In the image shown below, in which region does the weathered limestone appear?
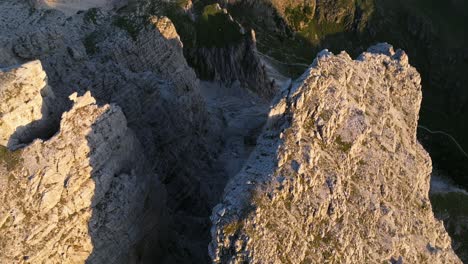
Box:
[0,60,55,149]
[210,44,461,263]
[0,86,165,263]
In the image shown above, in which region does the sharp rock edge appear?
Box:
[209,44,461,264]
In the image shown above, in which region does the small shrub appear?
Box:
[0,145,22,171]
[224,220,243,236]
[84,8,99,24]
[83,33,99,55]
[335,135,353,152]
[285,4,314,31]
[113,16,142,41]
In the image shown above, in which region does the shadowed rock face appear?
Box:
[0,84,165,263]
[143,1,274,97]
[210,44,461,263]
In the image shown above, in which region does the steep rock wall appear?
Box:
[0,60,56,149]
[0,65,166,263]
[210,44,461,263]
[0,2,218,262]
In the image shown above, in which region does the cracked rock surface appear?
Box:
[0,88,165,263]
[210,44,461,264]
[0,0,462,263]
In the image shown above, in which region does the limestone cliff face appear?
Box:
[0,62,165,263]
[210,44,461,263]
[188,28,274,98]
[145,2,274,97]
[0,1,464,263]
[106,15,201,95]
[0,2,216,262]
[0,61,56,149]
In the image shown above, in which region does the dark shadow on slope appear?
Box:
[212,92,294,263]
[75,65,224,263]
[83,109,168,263]
[158,1,275,98]
[7,88,63,150]
[430,185,468,263]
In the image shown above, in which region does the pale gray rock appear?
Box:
[0,60,56,149]
[104,15,201,95]
[0,2,215,262]
[210,45,461,263]
[190,28,274,98]
[0,88,165,263]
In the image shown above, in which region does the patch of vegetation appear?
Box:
[0,145,22,171]
[202,4,221,17]
[355,0,375,31]
[319,110,333,122]
[196,4,244,48]
[285,4,314,31]
[303,118,315,131]
[299,19,346,45]
[223,220,243,236]
[84,8,99,24]
[175,0,190,8]
[113,16,142,41]
[83,32,99,55]
[335,135,353,152]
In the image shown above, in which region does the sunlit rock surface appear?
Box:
[0,79,165,262]
[0,61,56,149]
[210,44,461,263]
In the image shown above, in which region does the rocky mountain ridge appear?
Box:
[0,61,165,263]
[210,44,461,263]
[0,1,464,263]
[220,0,468,191]
[0,1,219,262]
[0,60,56,149]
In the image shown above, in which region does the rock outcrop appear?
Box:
[188,28,274,98]
[0,60,57,149]
[0,2,221,262]
[210,44,461,263]
[149,2,274,97]
[0,65,166,263]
